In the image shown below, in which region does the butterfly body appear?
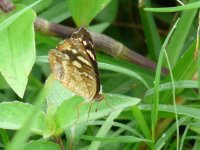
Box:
[48,27,103,101]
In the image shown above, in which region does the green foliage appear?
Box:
[0,2,40,97]
[0,102,45,133]
[67,0,111,27]
[0,0,199,149]
[22,140,60,150]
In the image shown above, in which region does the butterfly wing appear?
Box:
[71,27,101,99]
[48,38,99,99]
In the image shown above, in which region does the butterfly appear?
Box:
[48,27,105,112]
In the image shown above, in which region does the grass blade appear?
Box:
[144,1,200,12]
[88,109,122,150]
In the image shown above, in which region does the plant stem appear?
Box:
[56,136,65,150]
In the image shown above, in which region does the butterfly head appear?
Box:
[93,94,104,102]
[71,27,91,41]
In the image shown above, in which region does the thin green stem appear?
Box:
[164,49,179,150]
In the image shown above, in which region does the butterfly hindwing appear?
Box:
[48,28,101,99]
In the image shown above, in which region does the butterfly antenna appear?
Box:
[87,101,93,122]
[75,101,85,125]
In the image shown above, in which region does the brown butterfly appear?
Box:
[48,27,109,121]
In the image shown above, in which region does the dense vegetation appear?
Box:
[0,0,199,149]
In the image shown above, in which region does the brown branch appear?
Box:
[35,17,168,74]
[0,0,169,74]
[0,0,14,12]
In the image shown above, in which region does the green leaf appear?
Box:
[139,1,162,60]
[87,120,142,137]
[160,40,197,103]
[145,80,198,97]
[88,110,122,150]
[152,19,180,139]
[0,101,45,135]
[155,117,188,149]
[131,106,151,141]
[99,62,149,88]
[88,22,110,33]
[54,94,140,135]
[163,1,197,67]
[7,82,50,150]
[97,54,155,87]
[22,140,60,150]
[141,104,200,120]
[95,0,119,23]
[0,5,36,97]
[67,0,111,27]
[144,1,200,12]
[65,123,87,149]
[22,0,52,13]
[39,1,71,23]
[46,79,74,112]
[0,1,41,31]
[81,135,151,143]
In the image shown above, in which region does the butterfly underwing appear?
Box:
[48,27,103,101]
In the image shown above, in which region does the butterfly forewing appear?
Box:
[48,27,101,99]
[71,28,100,98]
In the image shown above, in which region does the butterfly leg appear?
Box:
[75,101,85,125]
[87,101,94,122]
[104,95,113,109]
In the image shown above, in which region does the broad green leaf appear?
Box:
[0,101,45,135]
[22,140,60,150]
[88,22,110,33]
[54,94,140,135]
[46,78,74,111]
[0,5,36,97]
[95,0,119,23]
[7,82,51,150]
[45,75,74,137]
[0,1,41,31]
[0,74,10,90]
[67,0,111,27]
